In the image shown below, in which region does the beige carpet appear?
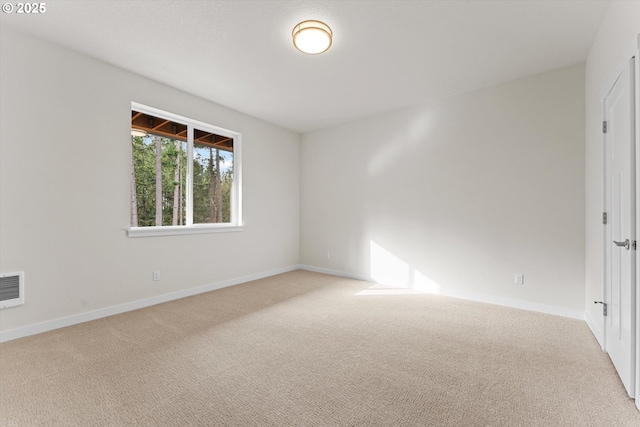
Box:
[1,270,639,426]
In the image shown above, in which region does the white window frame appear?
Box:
[127,102,243,238]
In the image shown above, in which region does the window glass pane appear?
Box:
[193,128,234,224]
[131,111,187,227]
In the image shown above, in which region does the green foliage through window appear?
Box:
[130,107,236,228]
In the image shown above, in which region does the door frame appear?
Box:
[600,34,640,407]
[636,36,640,410]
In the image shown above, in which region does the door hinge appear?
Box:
[594,301,607,316]
[633,240,637,250]
[603,212,607,224]
[602,121,608,133]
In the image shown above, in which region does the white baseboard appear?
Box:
[0,265,300,343]
[299,264,584,320]
[1,264,586,342]
[436,287,584,320]
[584,310,605,350]
[298,265,374,283]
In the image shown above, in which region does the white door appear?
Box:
[604,59,636,398]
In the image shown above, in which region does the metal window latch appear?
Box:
[594,301,607,316]
[613,239,630,250]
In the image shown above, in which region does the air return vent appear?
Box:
[0,272,24,309]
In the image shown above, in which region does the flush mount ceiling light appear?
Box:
[292,20,332,54]
[131,128,148,137]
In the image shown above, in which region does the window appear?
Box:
[128,103,242,237]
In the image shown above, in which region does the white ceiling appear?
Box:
[1,0,610,133]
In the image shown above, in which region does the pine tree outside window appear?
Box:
[128,103,242,237]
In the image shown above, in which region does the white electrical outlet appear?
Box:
[326,251,330,259]
[515,273,524,285]
[153,270,160,281]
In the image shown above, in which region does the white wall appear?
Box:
[0,28,300,334]
[584,2,640,341]
[301,64,585,315]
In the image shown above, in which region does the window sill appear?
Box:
[127,224,244,238]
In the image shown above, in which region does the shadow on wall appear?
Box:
[367,110,434,177]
